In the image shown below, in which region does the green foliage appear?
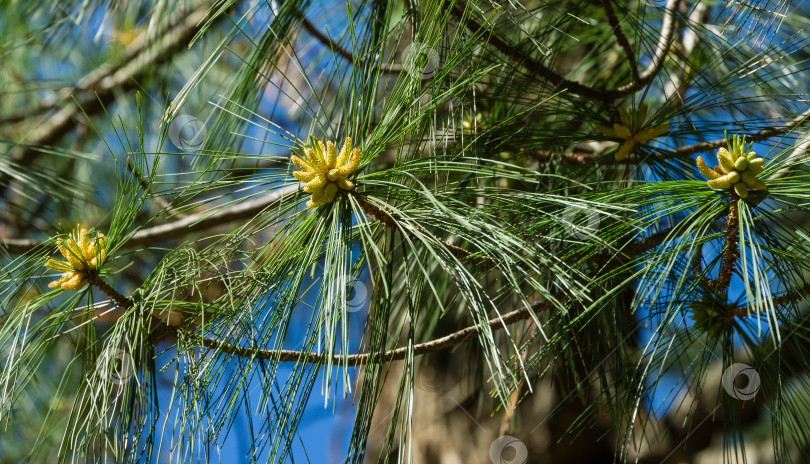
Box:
[1,0,810,463]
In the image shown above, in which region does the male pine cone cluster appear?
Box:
[595,104,670,161]
[292,137,361,208]
[696,134,766,199]
[45,228,106,290]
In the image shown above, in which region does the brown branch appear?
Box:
[623,226,679,258]
[702,194,740,294]
[450,0,680,100]
[522,147,601,165]
[126,161,184,217]
[0,15,182,128]
[226,156,291,180]
[85,274,133,310]
[0,6,211,201]
[718,284,810,321]
[30,256,810,368]
[450,4,605,100]
[183,279,810,363]
[601,0,640,86]
[80,258,555,366]
[1,184,301,254]
[179,281,810,364]
[674,107,810,157]
[665,2,709,105]
[299,17,403,74]
[585,225,682,267]
[772,132,810,180]
[499,319,534,436]
[534,105,810,166]
[405,0,420,40]
[198,299,552,365]
[3,176,508,258]
[533,103,810,165]
[593,202,735,266]
[578,107,810,164]
[614,0,681,94]
[591,198,734,272]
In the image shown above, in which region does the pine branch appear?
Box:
[601,0,640,86]
[451,0,681,100]
[195,299,552,365]
[613,0,681,94]
[498,319,534,436]
[77,263,555,366]
[0,6,206,127]
[524,147,603,165]
[125,160,183,217]
[700,194,740,294]
[85,274,133,310]
[299,16,403,74]
[773,136,810,179]
[536,105,810,165]
[166,280,809,364]
[1,184,300,253]
[450,3,605,100]
[0,5,211,201]
[674,107,810,156]
[665,3,709,105]
[405,0,420,40]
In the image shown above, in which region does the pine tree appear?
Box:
[1,0,809,462]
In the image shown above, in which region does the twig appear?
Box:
[690,239,704,280]
[702,194,740,293]
[450,4,605,100]
[19,263,810,366]
[405,0,420,41]
[79,259,554,366]
[299,17,403,74]
[665,3,709,105]
[450,0,681,100]
[719,283,810,321]
[197,299,552,365]
[1,184,301,254]
[673,112,810,157]
[206,279,810,362]
[85,274,133,310]
[592,204,735,266]
[498,319,534,436]
[601,0,640,86]
[0,6,211,202]
[522,147,602,165]
[0,11,188,128]
[537,105,810,165]
[623,226,679,258]
[614,0,681,94]
[772,134,810,179]
[125,160,184,217]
